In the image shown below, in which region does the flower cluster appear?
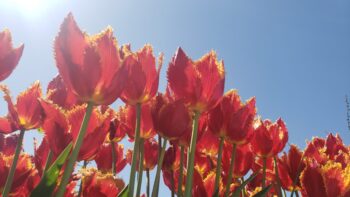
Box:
[0,13,349,197]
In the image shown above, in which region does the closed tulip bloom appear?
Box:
[151,96,191,140]
[143,138,159,170]
[94,142,127,174]
[167,47,225,113]
[54,13,127,105]
[208,89,256,144]
[0,29,24,81]
[0,82,43,133]
[278,144,306,191]
[121,45,163,105]
[251,118,289,158]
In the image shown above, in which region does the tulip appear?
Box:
[250,118,288,189]
[54,13,127,106]
[94,142,127,174]
[80,168,125,197]
[121,44,163,105]
[0,29,24,82]
[46,75,80,109]
[167,47,225,113]
[0,82,42,197]
[0,133,18,156]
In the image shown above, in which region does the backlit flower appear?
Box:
[207,89,256,144]
[0,82,43,133]
[167,47,225,113]
[0,29,24,81]
[94,142,127,174]
[121,44,163,105]
[250,118,288,158]
[54,13,127,105]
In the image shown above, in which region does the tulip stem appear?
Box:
[2,129,25,197]
[43,150,53,174]
[146,169,150,197]
[224,143,237,197]
[177,145,185,197]
[262,157,267,188]
[136,138,145,197]
[184,111,201,197]
[151,138,168,197]
[274,157,283,197]
[214,136,224,196]
[56,102,94,197]
[128,103,142,197]
[111,141,116,175]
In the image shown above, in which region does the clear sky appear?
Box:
[0,0,349,196]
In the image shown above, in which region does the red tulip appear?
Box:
[222,143,254,179]
[121,102,156,140]
[81,168,125,197]
[0,153,40,195]
[108,112,126,142]
[33,137,51,176]
[151,94,191,140]
[278,144,306,191]
[94,142,126,174]
[46,75,80,109]
[304,133,349,167]
[0,82,43,133]
[40,100,111,160]
[208,90,256,144]
[121,44,163,105]
[167,47,225,113]
[300,161,350,197]
[0,29,24,81]
[143,138,159,170]
[54,13,127,105]
[250,118,288,158]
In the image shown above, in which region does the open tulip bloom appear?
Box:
[0,12,349,197]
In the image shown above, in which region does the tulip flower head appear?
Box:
[0,29,24,82]
[54,13,127,105]
[167,47,225,113]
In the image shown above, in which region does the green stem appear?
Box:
[274,157,282,197]
[214,137,225,196]
[77,161,88,197]
[2,129,25,197]
[177,145,185,197]
[151,138,168,197]
[262,157,267,188]
[146,169,150,197]
[43,150,53,174]
[136,139,145,197]
[184,111,201,197]
[111,141,116,175]
[56,102,94,197]
[128,103,142,197]
[224,143,237,197]
[240,177,245,197]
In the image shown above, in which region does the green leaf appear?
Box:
[118,185,129,197]
[30,143,73,197]
[252,184,272,197]
[231,172,259,197]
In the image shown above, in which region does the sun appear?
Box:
[1,0,64,19]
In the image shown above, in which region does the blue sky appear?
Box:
[0,0,349,195]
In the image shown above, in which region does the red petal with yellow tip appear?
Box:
[167,48,225,113]
[16,81,43,130]
[121,45,161,105]
[0,29,24,82]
